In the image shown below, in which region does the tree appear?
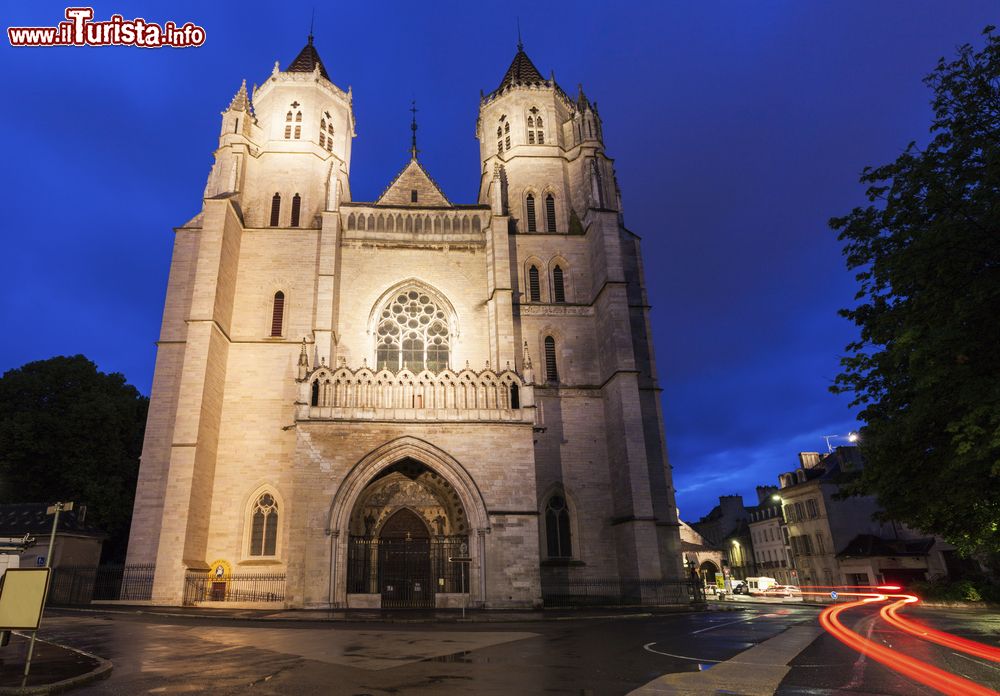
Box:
[0,355,148,561]
[830,27,1000,556]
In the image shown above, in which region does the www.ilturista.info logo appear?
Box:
[8,7,205,48]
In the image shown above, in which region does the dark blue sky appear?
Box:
[2,2,995,520]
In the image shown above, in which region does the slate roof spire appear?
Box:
[496,45,546,92]
[288,34,330,80]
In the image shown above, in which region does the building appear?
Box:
[677,515,723,587]
[0,503,105,569]
[690,494,749,546]
[125,37,684,608]
[747,501,795,586]
[777,447,952,587]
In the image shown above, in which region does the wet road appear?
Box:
[777,603,1000,695]
[29,604,999,695]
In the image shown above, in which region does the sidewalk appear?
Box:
[0,632,111,695]
[52,602,717,624]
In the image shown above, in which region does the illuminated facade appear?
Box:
[127,37,682,608]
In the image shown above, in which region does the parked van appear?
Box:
[745,576,779,595]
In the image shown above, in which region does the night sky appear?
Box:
[2,2,996,521]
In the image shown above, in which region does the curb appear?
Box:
[51,603,709,625]
[0,634,112,696]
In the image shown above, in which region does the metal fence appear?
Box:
[542,578,704,607]
[183,571,286,604]
[49,564,156,605]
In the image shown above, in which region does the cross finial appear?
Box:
[410,99,419,160]
[309,8,315,42]
[516,17,523,51]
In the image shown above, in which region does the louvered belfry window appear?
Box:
[545,194,557,232]
[544,336,558,382]
[270,193,281,226]
[526,194,537,232]
[290,193,301,227]
[553,265,565,303]
[271,291,285,337]
[528,266,540,302]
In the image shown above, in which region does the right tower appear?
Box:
[478,44,684,586]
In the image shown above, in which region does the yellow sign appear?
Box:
[209,559,232,580]
[0,568,50,630]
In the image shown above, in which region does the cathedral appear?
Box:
[126,35,684,608]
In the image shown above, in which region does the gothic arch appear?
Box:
[240,482,287,561]
[547,255,571,303]
[326,436,491,606]
[537,482,581,561]
[522,255,546,303]
[366,278,460,339]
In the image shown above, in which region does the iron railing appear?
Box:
[183,571,286,604]
[542,578,704,607]
[48,564,155,605]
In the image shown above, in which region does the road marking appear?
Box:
[690,616,756,634]
[953,652,1000,672]
[630,626,824,695]
[643,642,721,663]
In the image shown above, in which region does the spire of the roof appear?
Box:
[576,83,591,112]
[495,46,546,92]
[287,34,330,80]
[227,79,252,112]
[410,100,419,160]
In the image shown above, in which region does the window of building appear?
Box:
[545,194,557,232]
[545,494,572,558]
[552,265,565,303]
[815,534,825,554]
[290,193,301,227]
[249,492,278,556]
[376,289,450,372]
[324,113,334,152]
[525,194,537,232]
[784,504,795,522]
[544,336,558,382]
[527,107,544,144]
[806,498,818,518]
[504,120,510,150]
[311,380,319,407]
[285,111,292,139]
[411,189,418,203]
[270,193,281,226]
[320,118,326,148]
[528,265,540,302]
[270,291,285,337]
[794,502,805,521]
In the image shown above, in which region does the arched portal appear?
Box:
[338,450,478,608]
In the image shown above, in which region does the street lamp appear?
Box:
[822,433,860,452]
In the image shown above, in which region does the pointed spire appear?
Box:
[297,338,310,380]
[409,100,419,160]
[227,79,251,112]
[516,17,523,51]
[495,46,546,93]
[523,341,533,370]
[288,35,329,80]
[577,83,591,112]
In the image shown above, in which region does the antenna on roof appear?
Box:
[517,17,523,51]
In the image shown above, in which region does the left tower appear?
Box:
[126,37,355,604]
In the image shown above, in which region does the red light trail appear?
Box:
[812,589,999,695]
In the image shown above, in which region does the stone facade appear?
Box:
[126,38,683,608]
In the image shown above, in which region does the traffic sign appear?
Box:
[830,591,838,599]
[448,557,473,563]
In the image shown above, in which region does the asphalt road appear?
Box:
[24,604,999,695]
